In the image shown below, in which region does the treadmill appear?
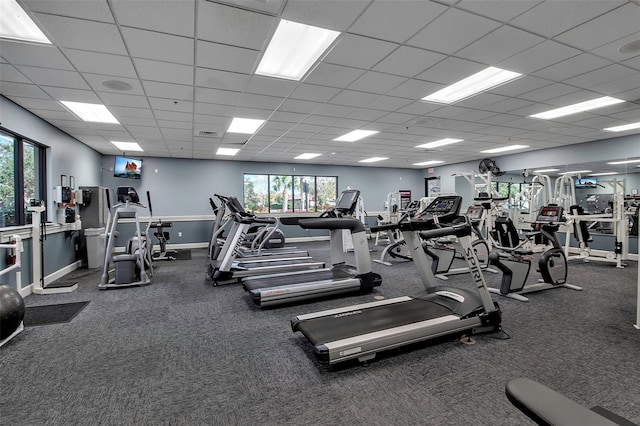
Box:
[290,195,502,365]
[210,200,325,285]
[242,189,381,307]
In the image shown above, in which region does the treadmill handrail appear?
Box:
[297,217,365,232]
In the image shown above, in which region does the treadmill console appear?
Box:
[465,205,484,221]
[409,196,463,229]
[535,205,563,223]
[335,189,361,215]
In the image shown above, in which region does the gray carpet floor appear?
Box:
[1,241,639,425]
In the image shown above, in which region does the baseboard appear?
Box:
[19,260,82,297]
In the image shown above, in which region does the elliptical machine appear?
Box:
[487,204,582,302]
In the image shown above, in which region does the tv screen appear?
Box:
[114,156,142,180]
[575,177,596,188]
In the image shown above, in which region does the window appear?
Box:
[0,129,47,226]
[244,174,337,214]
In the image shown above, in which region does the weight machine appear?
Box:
[563,178,629,268]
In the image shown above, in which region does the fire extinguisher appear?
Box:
[6,237,17,265]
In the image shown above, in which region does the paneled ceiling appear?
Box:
[1,0,639,169]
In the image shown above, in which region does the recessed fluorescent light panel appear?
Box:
[532,168,560,173]
[295,153,322,160]
[216,147,240,156]
[603,122,640,132]
[0,0,51,44]
[60,101,119,124]
[111,141,143,152]
[606,159,640,165]
[256,19,340,81]
[480,145,528,153]
[421,67,521,104]
[589,172,618,176]
[529,96,624,120]
[558,170,592,175]
[415,138,463,149]
[334,130,379,142]
[227,118,265,134]
[413,160,444,166]
[358,157,388,163]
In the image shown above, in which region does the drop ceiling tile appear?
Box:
[122,27,194,65]
[408,8,500,55]
[488,76,550,98]
[269,111,307,123]
[142,81,193,101]
[109,106,154,119]
[556,3,640,50]
[14,66,88,90]
[282,0,367,31]
[415,56,486,85]
[153,110,192,122]
[197,1,275,50]
[157,120,192,130]
[278,99,319,114]
[0,64,31,83]
[533,53,613,82]
[34,13,127,55]
[23,0,115,22]
[347,71,407,94]
[62,49,137,79]
[350,0,447,44]
[498,40,581,74]
[364,95,413,112]
[592,73,640,97]
[195,102,236,116]
[195,68,248,91]
[0,41,74,70]
[347,108,388,122]
[41,86,101,103]
[378,112,420,125]
[111,0,195,37]
[397,101,443,116]
[196,41,259,73]
[313,104,357,118]
[518,83,581,103]
[135,59,194,85]
[386,79,441,100]
[456,26,545,65]
[621,56,640,71]
[329,90,381,108]
[304,63,364,88]
[322,34,398,69]
[3,97,64,111]
[98,92,150,108]
[27,108,77,121]
[510,1,624,38]
[83,73,144,95]
[302,115,339,126]
[119,117,157,127]
[564,64,637,89]
[455,1,540,22]
[237,93,282,110]
[196,87,241,105]
[289,83,340,103]
[244,75,297,97]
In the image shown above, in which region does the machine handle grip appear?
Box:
[418,223,471,239]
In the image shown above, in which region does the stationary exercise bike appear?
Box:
[488,204,582,302]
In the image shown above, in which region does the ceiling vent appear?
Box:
[196,130,221,138]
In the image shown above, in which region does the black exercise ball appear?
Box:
[0,284,25,340]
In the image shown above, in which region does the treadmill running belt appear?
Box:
[297,299,453,345]
[236,258,319,269]
[244,269,352,290]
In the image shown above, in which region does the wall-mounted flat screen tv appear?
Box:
[114,156,142,179]
[575,177,596,188]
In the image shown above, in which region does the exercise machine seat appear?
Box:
[505,378,637,426]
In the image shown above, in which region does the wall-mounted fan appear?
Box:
[478,158,505,176]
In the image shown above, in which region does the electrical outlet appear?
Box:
[178,232,182,237]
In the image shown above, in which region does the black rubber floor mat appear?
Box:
[24,302,90,327]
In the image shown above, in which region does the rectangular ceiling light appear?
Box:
[111,141,143,152]
[480,145,528,153]
[606,159,640,165]
[415,138,463,149]
[358,157,388,163]
[558,170,592,175]
[413,160,444,166]
[216,147,240,156]
[0,0,51,44]
[589,172,618,176]
[421,66,521,104]
[334,130,379,142]
[532,168,560,173]
[295,153,322,160]
[227,118,265,134]
[603,122,640,132]
[60,101,120,124]
[256,19,340,81]
[529,96,624,120]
